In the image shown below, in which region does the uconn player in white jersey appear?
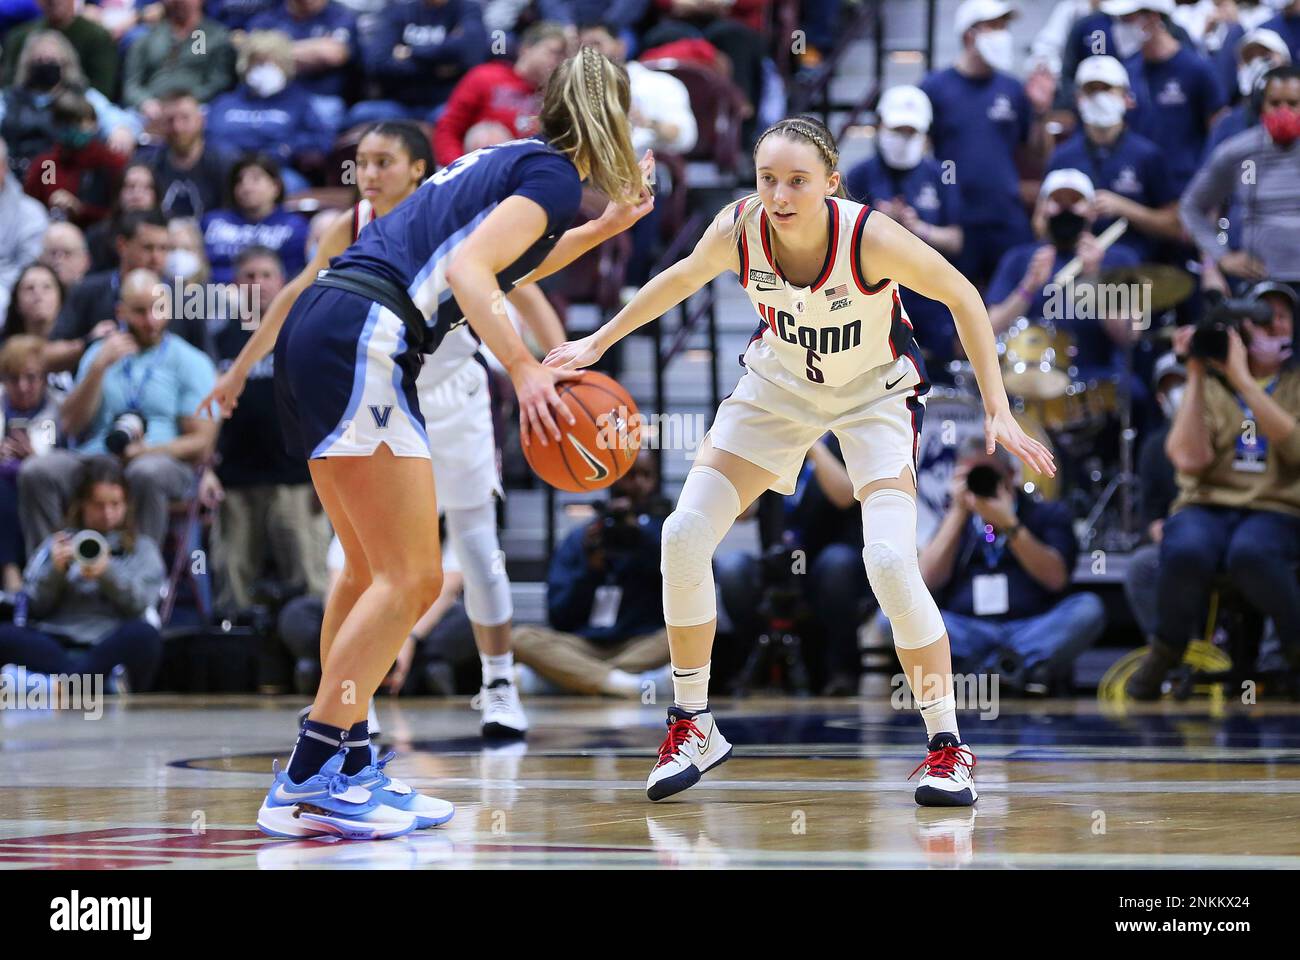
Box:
[549,116,1054,807]
[199,49,653,840]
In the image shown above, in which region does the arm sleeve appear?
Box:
[546,528,601,632]
[1178,142,1237,261]
[97,537,165,617]
[510,152,582,234]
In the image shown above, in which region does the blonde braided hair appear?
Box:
[726,115,847,241]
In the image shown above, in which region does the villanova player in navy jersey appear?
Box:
[200,48,651,840]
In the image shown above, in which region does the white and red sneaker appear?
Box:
[910,732,978,807]
[646,708,732,801]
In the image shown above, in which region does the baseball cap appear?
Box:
[1075,54,1130,88]
[1247,281,1299,310]
[1239,28,1292,64]
[954,0,1016,37]
[1040,168,1095,201]
[878,85,933,132]
[1100,0,1174,15]
[1152,351,1186,390]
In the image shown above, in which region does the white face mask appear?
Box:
[247,63,287,98]
[1238,58,1274,98]
[877,128,926,170]
[165,248,200,280]
[974,29,1015,73]
[1078,90,1127,127]
[1159,384,1185,420]
[1111,20,1149,60]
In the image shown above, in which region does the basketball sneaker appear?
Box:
[910,732,978,807]
[646,708,732,801]
[257,751,418,840]
[350,751,455,828]
[478,678,528,739]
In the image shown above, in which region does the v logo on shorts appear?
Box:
[369,404,393,429]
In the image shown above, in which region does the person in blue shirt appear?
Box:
[1061,7,1115,105]
[206,0,277,31]
[1261,0,1300,60]
[1207,26,1292,152]
[922,0,1054,290]
[846,84,964,379]
[204,31,335,195]
[1105,0,1228,195]
[200,48,653,840]
[201,154,310,284]
[1048,54,1181,261]
[247,0,357,132]
[349,0,489,127]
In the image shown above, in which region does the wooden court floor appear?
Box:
[2,695,1298,869]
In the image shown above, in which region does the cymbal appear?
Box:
[1096,263,1195,314]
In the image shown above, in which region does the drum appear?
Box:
[999,321,1075,400]
[1029,377,1119,434]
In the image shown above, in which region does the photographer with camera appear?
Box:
[879,437,1105,695]
[511,449,674,697]
[0,456,164,691]
[1127,281,1300,698]
[18,268,218,551]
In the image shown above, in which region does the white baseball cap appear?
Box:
[878,85,933,132]
[1239,28,1292,64]
[954,0,1016,37]
[1100,0,1174,16]
[1075,54,1130,88]
[1040,168,1095,201]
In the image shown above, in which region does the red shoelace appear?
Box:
[908,744,976,781]
[656,717,704,768]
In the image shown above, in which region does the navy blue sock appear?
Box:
[287,719,347,784]
[341,721,371,776]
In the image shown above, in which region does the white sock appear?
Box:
[672,662,710,713]
[481,652,514,685]
[918,692,958,741]
[600,668,642,698]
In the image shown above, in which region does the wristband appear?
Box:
[1005,522,1024,542]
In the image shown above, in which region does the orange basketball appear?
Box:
[523,371,642,493]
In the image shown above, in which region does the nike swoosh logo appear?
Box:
[756,284,783,292]
[567,434,610,482]
[273,783,322,803]
[885,374,907,390]
[698,727,713,752]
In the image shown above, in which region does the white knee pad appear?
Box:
[861,489,945,650]
[445,502,513,626]
[661,466,740,627]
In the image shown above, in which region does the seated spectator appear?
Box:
[541,0,649,38]
[39,221,90,289]
[201,154,310,284]
[122,0,237,126]
[2,263,86,378]
[0,137,48,317]
[0,30,138,179]
[140,89,233,222]
[165,217,212,286]
[433,21,567,167]
[1123,350,1185,643]
[1108,0,1227,196]
[511,449,674,697]
[1048,54,1182,260]
[846,85,963,376]
[208,0,278,31]
[1207,26,1291,152]
[0,335,67,589]
[53,208,210,357]
[350,0,489,127]
[879,438,1105,695]
[211,246,324,611]
[84,162,159,272]
[0,456,165,692]
[923,0,1054,289]
[205,31,334,195]
[79,0,162,43]
[1,0,119,96]
[1181,66,1300,291]
[986,169,1142,377]
[20,268,218,548]
[247,0,358,132]
[1128,281,1300,698]
[1261,0,1300,60]
[22,90,127,228]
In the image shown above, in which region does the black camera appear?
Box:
[1189,291,1274,363]
[966,464,1002,499]
[593,501,644,552]
[105,411,145,456]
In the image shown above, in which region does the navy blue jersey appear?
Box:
[329,137,582,352]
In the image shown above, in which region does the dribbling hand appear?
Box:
[195,366,249,420]
[985,408,1056,479]
[512,360,580,448]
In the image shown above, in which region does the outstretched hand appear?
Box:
[985,408,1055,479]
[544,334,605,371]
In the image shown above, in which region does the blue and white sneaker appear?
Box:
[646,708,732,801]
[257,752,418,840]
[351,751,455,828]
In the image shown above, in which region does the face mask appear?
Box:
[1262,105,1300,146]
[1247,330,1294,367]
[246,63,287,98]
[57,127,95,150]
[1078,91,1127,127]
[1238,58,1273,98]
[974,29,1015,73]
[27,61,62,92]
[165,248,200,279]
[1159,384,1185,420]
[1262,0,1293,9]
[1111,20,1149,60]
[877,129,925,170]
[1047,210,1088,251]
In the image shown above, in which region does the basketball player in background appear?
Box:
[199,49,653,840]
[548,116,1054,807]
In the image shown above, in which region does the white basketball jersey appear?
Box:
[351,199,478,378]
[735,197,915,388]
